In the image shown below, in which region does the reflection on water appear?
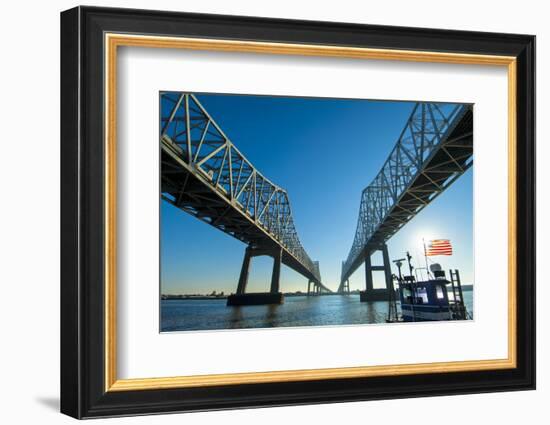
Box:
[161,291,474,332]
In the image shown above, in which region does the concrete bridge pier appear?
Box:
[342,279,350,294]
[339,261,351,294]
[227,246,284,306]
[360,243,393,302]
[307,280,322,296]
[307,261,323,296]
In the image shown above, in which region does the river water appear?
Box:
[160,290,473,332]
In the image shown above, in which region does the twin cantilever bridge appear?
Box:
[161,92,473,305]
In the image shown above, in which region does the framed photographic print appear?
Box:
[60,6,535,419]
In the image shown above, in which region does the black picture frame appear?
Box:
[61,5,535,419]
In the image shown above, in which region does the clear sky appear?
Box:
[160,93,473,295]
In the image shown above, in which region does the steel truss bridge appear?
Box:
[339,102,473,294]
[160,92,330,299]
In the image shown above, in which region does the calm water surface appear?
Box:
[161,290,473,332]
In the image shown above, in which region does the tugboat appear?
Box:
[387,252,470,322]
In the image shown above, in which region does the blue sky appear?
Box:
[161,93,473,294]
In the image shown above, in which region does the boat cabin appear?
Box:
[386,257,469,322]
[399,277,453,322]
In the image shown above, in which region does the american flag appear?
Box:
[425,239,453,256]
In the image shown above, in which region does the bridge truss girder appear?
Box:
[339,103,473,291]
[160,92,327,290]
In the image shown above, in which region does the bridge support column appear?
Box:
[236,247,253,295]
[227,246,284,306]
[307,280,312,296]
[270,247,282,293]
[365,252,374,293]
[360,243,393,302]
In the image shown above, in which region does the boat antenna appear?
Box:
[406,251,414,276]
[393,258,406,281]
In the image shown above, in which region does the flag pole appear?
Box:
[423,238,431,278]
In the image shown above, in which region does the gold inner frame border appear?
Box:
[104,33,517,392]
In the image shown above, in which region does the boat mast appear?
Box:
[406,251,417,322]
[422,238,432,279]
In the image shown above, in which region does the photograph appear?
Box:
[159,92,474,332]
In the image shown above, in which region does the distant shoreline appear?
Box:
[162,285,473,301]
[162,295,227,300]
